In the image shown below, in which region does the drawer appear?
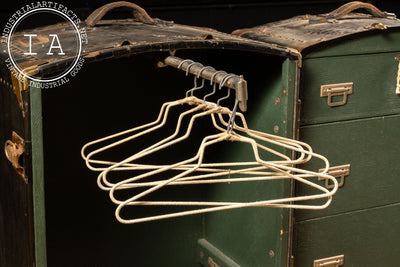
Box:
[296,114,400,221]
[293,202,400,267]
[300,52,400,125]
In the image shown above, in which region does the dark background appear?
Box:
[1,0,400,33]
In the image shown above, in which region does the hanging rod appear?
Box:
[163,56,248,112]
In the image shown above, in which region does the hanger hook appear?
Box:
[178,59,194,71]
[187,66,215,97]
[197,66,215,79]
[184,62,203,97]
[227,99,239,133]
[217,74,236,106]
[210,70,227,85]
[203,70,227,102]
[185,62,202,76]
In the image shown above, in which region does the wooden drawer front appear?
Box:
[293,203,400,267]
[296,114,400,221]
[300,52,400,125]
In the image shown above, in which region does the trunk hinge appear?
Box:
[10,66,39,117]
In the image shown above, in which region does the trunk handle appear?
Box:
[85,1,154,27]
[312,1,395,22]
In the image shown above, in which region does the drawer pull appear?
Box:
[318,164,350,189]
[320,82,353,107]
[395,56,400,94]
[314,255,344,267]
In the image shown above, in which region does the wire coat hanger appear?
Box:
[81,56,339,225]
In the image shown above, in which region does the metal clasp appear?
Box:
[4,131,27,183]
[318,164,350,189]
[207,257,220,267]
[314,255,344,267]
[320,82,353,107]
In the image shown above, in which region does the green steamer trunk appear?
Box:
[234,1,400,266]
[0,2,298,266]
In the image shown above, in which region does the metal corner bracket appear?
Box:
[10,65,39,116]
[287,47,302,68]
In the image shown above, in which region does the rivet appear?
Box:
[282,89,287,96]
[273,125,279,133]
[275,97,280,105]
[269,250,275,258]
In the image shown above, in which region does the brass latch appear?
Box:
[395,56,400,95]
[4,131,27,183]
[320,82,353,107]
[318,164,350,189]
[314,255,344,267]
[207,257,220,267]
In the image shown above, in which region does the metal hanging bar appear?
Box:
[163,56,248,112]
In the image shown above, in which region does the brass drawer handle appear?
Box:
[314,255,344,267]
[395,56,400,94]
[318,164,350,189]
[4,131,27,183]
[320,82,353,107]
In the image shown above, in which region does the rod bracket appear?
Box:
[163,56,248,112]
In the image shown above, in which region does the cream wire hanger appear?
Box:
[108,130,337,224]
[102,88,337,223]
[98,101,336,221]
[84,73,301,191]
[81,70,308,175]
[103,96,329,192]
[122,112,315,189]
[87,74,315,192]
[81,63,338,224]
[98,108,311,191]
[97,100,312,191]
[81,64,216,171]
[81,99,204,172]
[95,104,256,190]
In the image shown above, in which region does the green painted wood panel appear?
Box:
[305,31,400,58]
[300,52,400,125]
[293,202,400,267]
[30,84,47,267]
[202,58,296,267]
[296,114,400,221]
